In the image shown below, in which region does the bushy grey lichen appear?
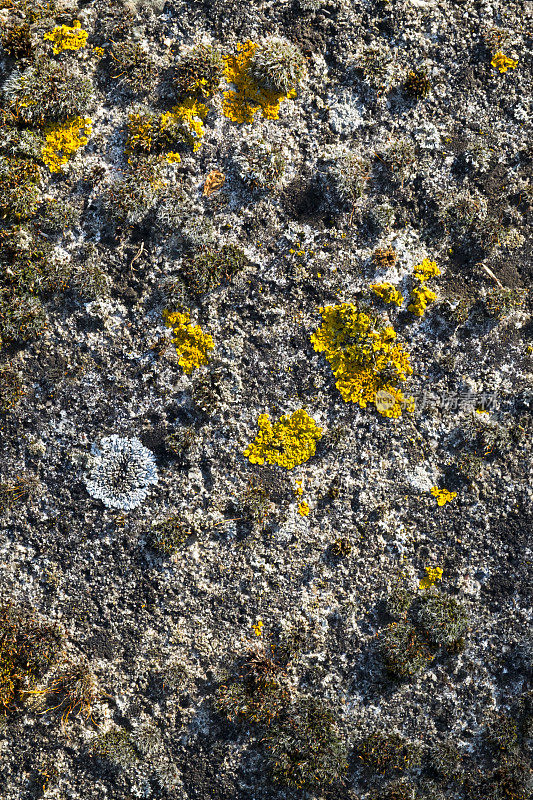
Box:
[85,436,158,511]
[234,133,287,193]
[248,36,307,93]
[3,60,95,124]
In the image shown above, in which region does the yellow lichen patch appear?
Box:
[491,52,518,73]
[244,410,323,470]
[43,21,88,55]
[297,501,310,517]
[430,486,457,506]
[413,259,440,281]
[370,282,404,307]
[419,566,443,590]
[310,303,414,418]
[165,152,181,164]
[222,41,297,124]
[252,619,263,636]
[408,259,440,317]
[160,98,208,153]
[41,117,92,172]
[162,310,214,374]
[408,284,437,317]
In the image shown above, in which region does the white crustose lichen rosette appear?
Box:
[85,435,158,511]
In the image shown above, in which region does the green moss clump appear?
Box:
[92,728,140,767]
[181,244,248,296]
[429,741,463,782]
[237,478,271,527]
[263,698,348,789]
[0,473,40,513]
[330,537,352,557]
[368,780,417,800]
[103,156,167,226]
[0,156,41,220]
[356,731,422,775]
[4,59,95,124]
[150,516,195,555]
[172,43,224,99]
[109,41,159,96]
[1,22,33,60]
[403,68,431,98]
[0,363,24,412]
[378,622,434,679]
[415,593,469,647]
[485,713,520,754]
[0,225,73,349]
[0,603,62,712]
[484,287,526,319]
[216,645,289,725]
[35,198,80,236]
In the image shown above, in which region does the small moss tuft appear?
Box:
[378,621,434,679]
[263,698,348,789]
[403,68,431,98]
[415,592,469,647]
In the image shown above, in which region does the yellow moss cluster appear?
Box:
[419,566,443,589]
[222,41,297,124]
[491,52,518,73]
[160,98,208,152]
[43,21,88,54]
[41,117,92,172]
[244,409,323,470]
[408,259,441,317]
[310,303,414,418]
[162,310,214,374]
[370,282,404,307]
[430,486,457,506]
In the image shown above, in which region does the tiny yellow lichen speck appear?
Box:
[244,410,323,470]
[162,310,214,374]
[43,21,88,55]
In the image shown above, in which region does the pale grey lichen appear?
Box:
[248,36,307,94]
[85,436,158,511]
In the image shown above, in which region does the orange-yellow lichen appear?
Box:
[162,310,214,374]
[43,21,88,55]
[310,303,414,418]
[244,410,323,470]
[370,282,404,307]
[222,41,297,124]
[41,117,92,172]
[491,52,518,73]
